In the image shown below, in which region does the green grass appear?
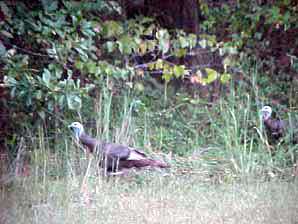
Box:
[2,68,298,223]
[2,169,298,224]
[1,110,297,224]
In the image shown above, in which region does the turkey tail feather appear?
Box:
[120,159,170,169]
[148,159,170,168]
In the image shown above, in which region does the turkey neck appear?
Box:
[79,133,101,153]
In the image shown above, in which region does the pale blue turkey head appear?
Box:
[68,122,84,140]
[261,106,272,121]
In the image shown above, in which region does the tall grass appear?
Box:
[2,126,298,224]
[1,68,298,223]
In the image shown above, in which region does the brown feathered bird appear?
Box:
[261,106,298,144]
[261,106,285,142]
[68,122,169,173]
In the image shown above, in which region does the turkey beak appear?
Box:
[68,125,79,140]
[68,124,74,132]
[261,111,269,120]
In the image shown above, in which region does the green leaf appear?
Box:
[102,20,123,38]
[42,69,51,87]
[80,20,95,37]
[148,62,155,70]
[205,35,216,47]
[35,90,42,100]
[134,82,144,92]
[156,29,170,54]
[188,34,197,48]
[162,72,172,82]
[58,95,65,108]
[117,35,135,55]
[223,56,238,72]
[46,47,57,59]
[74,47,88,61]
[106,41,115,53]
[155,59,163,70]
[0,41,6,57]
[199,35,216,48]
[4,76,17,86]
[270,6,280,21]
[67,94,82,110]
[49,64,63,79]
[162,64,172,82]
[190,99,200,105]
[41,0,58,11]
[220,73,231,84]
[174,48,187,58]
[199,39,207,48]
[86,61,97,74]
[179,36,189,48]
[117,69,130,79]
[75,60,84,70]
[173,65,185,78]
[48,100,54,112]
[104,66,113,76]
[203,68,218,84]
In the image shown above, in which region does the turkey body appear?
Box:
[261,106,297,144]
[69,122,169,172]
[263,117,285,142]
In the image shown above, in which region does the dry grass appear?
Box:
[1,158,298,224]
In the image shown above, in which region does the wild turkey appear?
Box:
[260,106,297,144]
[68,122,169,173]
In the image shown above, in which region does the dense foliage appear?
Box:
[0,0,297,156]
[0,1,228,118]
[200,0,298,103]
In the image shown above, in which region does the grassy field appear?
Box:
[1,163,298,224]
[1,73,298,223]
[1,136,298,224]
[1,119,298,224]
